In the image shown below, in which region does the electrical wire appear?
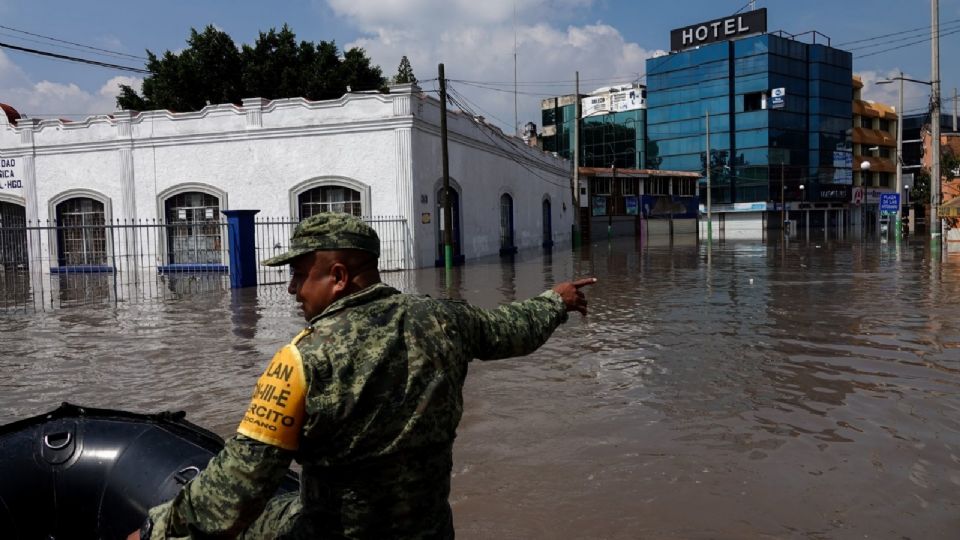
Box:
[0,29,146,62]
[0,41,149,73]
[443,82,572,190]
[836,17,960,47]
[0,24,147,61]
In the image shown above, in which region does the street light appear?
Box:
[904,183,911,233]
[876,73,933,241]
[799,183,806,238]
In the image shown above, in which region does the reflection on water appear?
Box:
[2,238,959,538]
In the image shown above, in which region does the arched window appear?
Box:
[164,191,222,264]
[56,197,106,266]
[0,201,27,270]
[499,193,515,254]
[298,186,362,219]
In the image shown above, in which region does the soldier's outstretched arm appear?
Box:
[458,277,597,360]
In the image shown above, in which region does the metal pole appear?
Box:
[896,73,904,241]
[439,64,453,270]
[780,160,785,242]
[513,4,518,137]
[706,110,712,246]
[573,71,581,248]
[931,0,942,242]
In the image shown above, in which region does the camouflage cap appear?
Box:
[261,213,380,266]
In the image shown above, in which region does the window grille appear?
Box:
[164,192,222,264]
[56,197,106,266]
[298,186,363,218]
[591,177,612,195]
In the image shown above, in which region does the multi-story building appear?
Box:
[541,84,647,169]
[541,85,699,241]
[645,8,854,239]
[852,76,898,234]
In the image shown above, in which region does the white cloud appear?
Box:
[0,49,32,89]
[0,50,143,118]
[329,0,663,134]
[858,69,932,116]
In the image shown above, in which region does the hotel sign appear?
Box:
[670,8,767,52]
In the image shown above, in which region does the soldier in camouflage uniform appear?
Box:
[131,212,595,540]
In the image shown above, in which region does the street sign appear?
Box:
[851,187,864,205]
[879,193,900,213]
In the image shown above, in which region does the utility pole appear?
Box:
[513,3,519,136]
[780,160,785,242]
[706,110,712,247]
[896,73,905,241]
[953,87,957,132]
[573,71,581,248]
[439,63,453,270]
[931,0,942,243]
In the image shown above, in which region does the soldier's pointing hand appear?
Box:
[552,277,597,316]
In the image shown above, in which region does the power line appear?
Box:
[0,41,149,74]
[0,30,147,63]
[836,17,960,47]
[855,26,960,59]
[0,24,147,61]
[445,82,570,190]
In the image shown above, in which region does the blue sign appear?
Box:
[879,193,900,212]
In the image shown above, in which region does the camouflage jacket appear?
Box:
[148,283,568,539]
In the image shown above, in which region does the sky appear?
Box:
[0,0,958,135]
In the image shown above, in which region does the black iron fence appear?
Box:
[0,219,231,312]
[255,216,409,285]
[0,215,409,311]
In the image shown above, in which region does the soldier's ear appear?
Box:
[329,262,350,292]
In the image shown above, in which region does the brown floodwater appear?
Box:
[2,237,959,539]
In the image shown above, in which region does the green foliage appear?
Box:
[393,56,417,85]
[942,146,960,179]
[117,24,386,111]
[910,171,930,205]
[911,147,960,205]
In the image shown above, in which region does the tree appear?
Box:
[393,56,417,85]
[117,25,386,111]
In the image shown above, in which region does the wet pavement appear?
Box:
[2,236,959,538]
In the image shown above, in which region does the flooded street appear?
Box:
[2,237,959,538]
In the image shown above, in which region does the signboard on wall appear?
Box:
[670,8,767,52]
[582,88,646,117]
[0,157,23,192]
[610,89,645,112]
[770,87,785,109]
[832,151,853,184]
[592,196,607,216]
[582,95,608,117]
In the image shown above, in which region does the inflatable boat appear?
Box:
[0,402,298,539]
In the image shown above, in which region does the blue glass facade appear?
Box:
[646,34,852,204]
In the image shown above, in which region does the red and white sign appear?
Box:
[851,187,864,206]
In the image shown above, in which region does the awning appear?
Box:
[941,197,960,218]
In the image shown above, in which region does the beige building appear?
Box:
[852,76,898,233]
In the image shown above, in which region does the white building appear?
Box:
[0,84,572,270]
